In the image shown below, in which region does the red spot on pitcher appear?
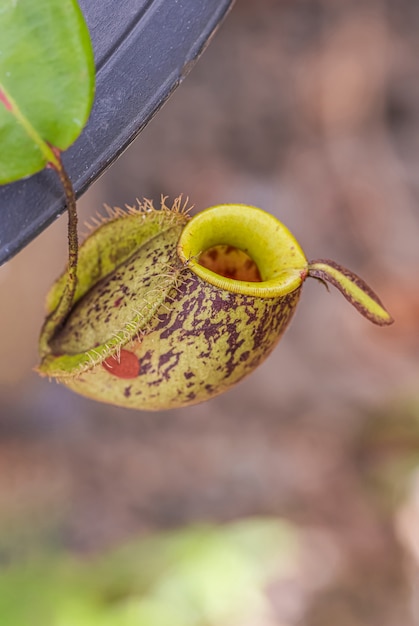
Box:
[102,349,140,379]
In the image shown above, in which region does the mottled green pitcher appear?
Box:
[38,198,392,410]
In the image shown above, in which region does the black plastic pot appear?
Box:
[0,0,234,265]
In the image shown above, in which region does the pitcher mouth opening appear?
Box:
[198,244,262,282]
[177,204,308,298]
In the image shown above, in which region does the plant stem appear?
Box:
[39,153,78,356]
[55,155,78,298]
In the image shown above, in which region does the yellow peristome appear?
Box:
[177,204,308,298]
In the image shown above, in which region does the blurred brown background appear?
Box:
[0,0,419,623]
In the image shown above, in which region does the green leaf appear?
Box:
[0,0,95,183]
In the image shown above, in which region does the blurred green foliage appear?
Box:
[0,518,299,626]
